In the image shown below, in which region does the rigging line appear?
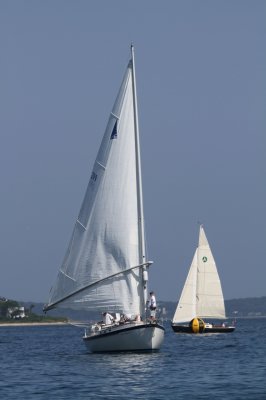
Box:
[43,261,153,312]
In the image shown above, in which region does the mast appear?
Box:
[130,45,148,312]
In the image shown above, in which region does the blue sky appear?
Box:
[0,1,265,302]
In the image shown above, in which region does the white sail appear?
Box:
[172,250,197,323]
[196,226,226,319]
[172,225,226,323]
[45,57,147,316]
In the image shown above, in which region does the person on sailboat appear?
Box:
[102,312,114,325]
[148,291,157,320]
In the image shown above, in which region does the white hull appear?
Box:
[83,322,165,352]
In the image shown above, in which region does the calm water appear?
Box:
[0,318,265,399]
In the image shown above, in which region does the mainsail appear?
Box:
[45,51,148,316]
[172,225,226,323]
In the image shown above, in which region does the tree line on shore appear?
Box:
[0,298,66,323]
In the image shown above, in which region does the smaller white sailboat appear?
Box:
[171,225,235,334]
[43,45,164,352]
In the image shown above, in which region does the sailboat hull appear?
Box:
[171,323,235,334]
[83,322,165,352]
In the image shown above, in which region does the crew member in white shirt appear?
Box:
[102,312,114,325]
[148,291,157,321]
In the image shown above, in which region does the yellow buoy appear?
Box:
[189,318,205,333]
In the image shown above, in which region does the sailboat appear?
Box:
[171,225,235,334]
[43,46,165,352]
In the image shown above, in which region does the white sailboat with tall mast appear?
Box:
[171,225,235,334]
[43,46,165,352]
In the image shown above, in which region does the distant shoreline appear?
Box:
[0,322,68,327]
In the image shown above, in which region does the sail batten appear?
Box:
[96,161,106,170]
[77,220,87,230]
